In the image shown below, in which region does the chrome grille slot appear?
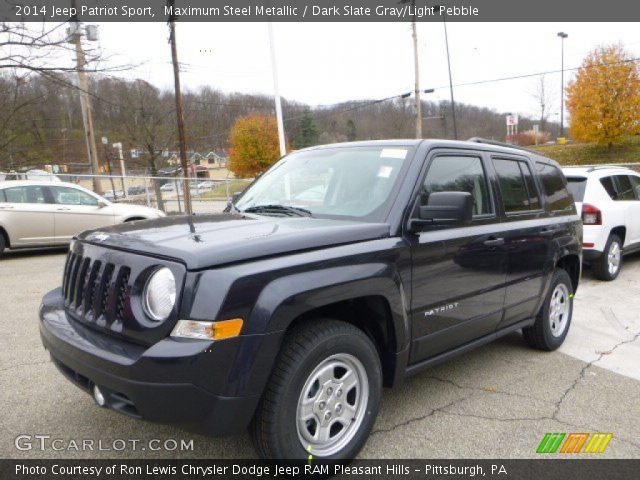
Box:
[98,263,115,321]
[115,267,131,322]
[74,257,90,309]
[67,254,82,305]
[83,260,102,315]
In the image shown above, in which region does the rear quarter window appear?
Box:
[565,177,587,202]
[537,163,574,213]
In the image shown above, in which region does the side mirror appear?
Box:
[97,200,108,208]
[407,191,474,232]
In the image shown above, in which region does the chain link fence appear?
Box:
[18,172,254,215]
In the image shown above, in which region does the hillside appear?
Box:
[532,136,640,166]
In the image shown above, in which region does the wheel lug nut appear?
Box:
[336,389,342,397]
[318,401,326,410]
[324,411,332,421]
[326,387,333,395]
[335,403,342,413]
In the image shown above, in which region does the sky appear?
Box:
[89,22,640,120]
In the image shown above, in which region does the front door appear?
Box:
[409,152,508,363]
[47,186,115,242]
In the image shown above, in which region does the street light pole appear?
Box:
[268,22,287,157]
[557,32,568,139]
[442,12,458,140]
[410,1,422,139]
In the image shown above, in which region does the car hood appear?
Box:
[77,214,391,269]
[109,202,164,218]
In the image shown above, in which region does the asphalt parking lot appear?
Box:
[1,249,639,459]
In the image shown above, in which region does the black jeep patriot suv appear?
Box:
[39,139,582,459]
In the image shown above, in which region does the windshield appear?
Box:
[235,146,412,220]
[565,177,587,202]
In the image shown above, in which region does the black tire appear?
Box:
[523,269,573,351]
[0,234,5,256]
[251,319,382,460]
[592,234,623,281]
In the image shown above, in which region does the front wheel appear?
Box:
[251,319,382,459]
[523,269,573,351]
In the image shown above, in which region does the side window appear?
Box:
[538,163,573,212]
[630,176,640,200]
[600,176,617,200]
[0,189,5,203]
[613,175,635,201]
[51,186,99,206]
[421,155,492,216]
[3,186,47,204]
[492,158,540,213]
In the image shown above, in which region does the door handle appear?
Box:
[56,207,71,211]
[540,228,556,237]
[0,205,14,209]
[483,237,505,246]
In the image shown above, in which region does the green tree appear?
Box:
[346,119,357,141]
[294,109,318,148]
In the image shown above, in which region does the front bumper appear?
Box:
[39,288,283,436]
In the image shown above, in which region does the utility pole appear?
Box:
[268,22,287,157]
[557,32,568,139]
[410,3,422,139]
[70,0,102,194]
[167,1,192,215]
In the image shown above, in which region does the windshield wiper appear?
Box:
[242,204,313,217]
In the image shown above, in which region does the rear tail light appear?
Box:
[582,204,602,225]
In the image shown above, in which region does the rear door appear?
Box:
[47,186,115,242]
[490,156,552,329]
[409,150,508,362]
[0,185,55,246]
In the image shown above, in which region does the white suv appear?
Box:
[563,166,640,280]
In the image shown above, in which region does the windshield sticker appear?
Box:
[380,148,408,159]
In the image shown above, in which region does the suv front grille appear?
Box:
[63,252,131,330]
[61,242,185,345]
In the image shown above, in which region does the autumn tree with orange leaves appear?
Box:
[228,115,284,177]
[566,45,640,147]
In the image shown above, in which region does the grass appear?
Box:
[531,135,640,166]
[199,179,253,199]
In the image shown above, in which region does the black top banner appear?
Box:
[1,0,640,22]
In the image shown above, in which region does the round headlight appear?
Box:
[143,267,176,322]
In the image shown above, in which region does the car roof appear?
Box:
[297,138,560,164]
[562,165,639,178]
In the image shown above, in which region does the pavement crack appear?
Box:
[552,330,640,420]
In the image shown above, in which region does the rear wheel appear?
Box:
[592,234,623,281]
[0,234,5,256]
[251,319,382,459]
[523,269,573,351]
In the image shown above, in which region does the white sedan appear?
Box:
[0,181,165,255]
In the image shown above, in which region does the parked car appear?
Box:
[0,181,165,255]
[103,190,125,201]
[563,166,640,280]
[3,169,61,182]
[39,139,581,459]
[160,182,181,192]
[127,185,146,196]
